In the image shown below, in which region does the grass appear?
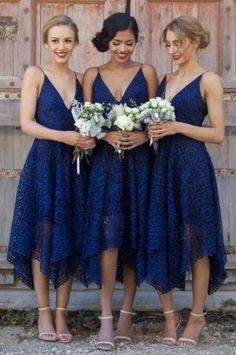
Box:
[0,309,236,328]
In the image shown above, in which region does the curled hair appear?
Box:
[42,15,79,44]
[162,16,210,49]
[92,12,139,52]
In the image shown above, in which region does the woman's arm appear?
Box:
[148,72,225,144]
[142,64,159,99]
[82,67,98,102]
[20,66,91,147]
[83,67,127,150]
[121,64,158,150]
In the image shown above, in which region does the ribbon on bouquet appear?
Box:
[77,156,80,175]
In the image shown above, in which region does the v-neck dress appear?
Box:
[146,75,227,294]
[7,72,88,289]
[82,67,155,287]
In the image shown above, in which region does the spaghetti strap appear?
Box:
[37,66,45,75]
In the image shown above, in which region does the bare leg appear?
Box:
[115,265,136,340]
[32,259,56,341]
[177,256,209,346]
[97,248,118,350]
[54,276,73,342]
[158,291,181,345]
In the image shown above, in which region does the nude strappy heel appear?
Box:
[38,306,57,342]
[114,309,136,343]
[177,311,207,347]
[161,309,182,346]
[96,315,115,351]
[55,307,72,343]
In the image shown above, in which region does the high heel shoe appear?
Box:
[114,309,136,343]
[38,306,57,342]
[161,309,182,346]
[177,311,207,346]
[96,315,115,351]
[55,307,72,343]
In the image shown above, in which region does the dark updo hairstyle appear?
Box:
[92,12,139,52]
[162,15,210,49]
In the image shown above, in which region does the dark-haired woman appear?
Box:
[147,16,227,347]
[82,12,158,351]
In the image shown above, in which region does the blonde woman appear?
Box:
[7,15,94,342]
[147,16,227,347]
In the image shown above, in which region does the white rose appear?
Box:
[131,107,139,114]
[158,100,166,107]
[125,107,132,114]
[114,104,125,116]
[155,96,162,103]
[115,115,135,131]
[150,98,158,108]
[94,102,103,111]
[140,102,150,110]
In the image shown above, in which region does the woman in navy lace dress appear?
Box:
[82,13,158,351]
[7,15,94,342]
[147,16,227,347]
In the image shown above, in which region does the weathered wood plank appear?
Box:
[14,129,33,169]
[0,4,14,79]
[68,2,105,72]
[172,2,198,19]
[216,176,230,246]
[148,2,172,74]
[198,1,220,73]
[0,179,14,246]
[221,0,236,83]
[0,127,14,169]
[228,127,236,246]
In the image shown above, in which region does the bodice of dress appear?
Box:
[35,74,83,130]
[158,75,208,126]
[92,67,149,111]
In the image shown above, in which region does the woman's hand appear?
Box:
[148,121,179,140]
[103,131,125,150]
[60,131,96,149]
[118,131,149,150]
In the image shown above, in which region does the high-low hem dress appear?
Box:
[146,74,227,295]
[7,72,88,289]
[82,67,155,287]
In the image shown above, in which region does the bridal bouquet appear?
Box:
[106,103,142,159]
[71,100,106,172]
[139,97,176,144]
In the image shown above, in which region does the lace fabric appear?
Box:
[7,75,88,289]
[146,75,227,294]
[82,68,154,287]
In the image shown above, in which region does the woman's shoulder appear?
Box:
[22,66,44,89]
[23,65,44,80]
[75,72,83,84]
[82,67,99,84]
[201,72,223,96]
[141,63,157,76]
[201,71,222,85]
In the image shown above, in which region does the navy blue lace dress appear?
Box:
[147,75,227,294]
[7,73,87,289]
[83,67,154,287]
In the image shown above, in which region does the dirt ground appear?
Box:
[0,310,236,354]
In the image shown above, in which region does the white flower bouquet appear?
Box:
[106,103,142,159]
[71,100,106,172]
[139,97,176,144]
